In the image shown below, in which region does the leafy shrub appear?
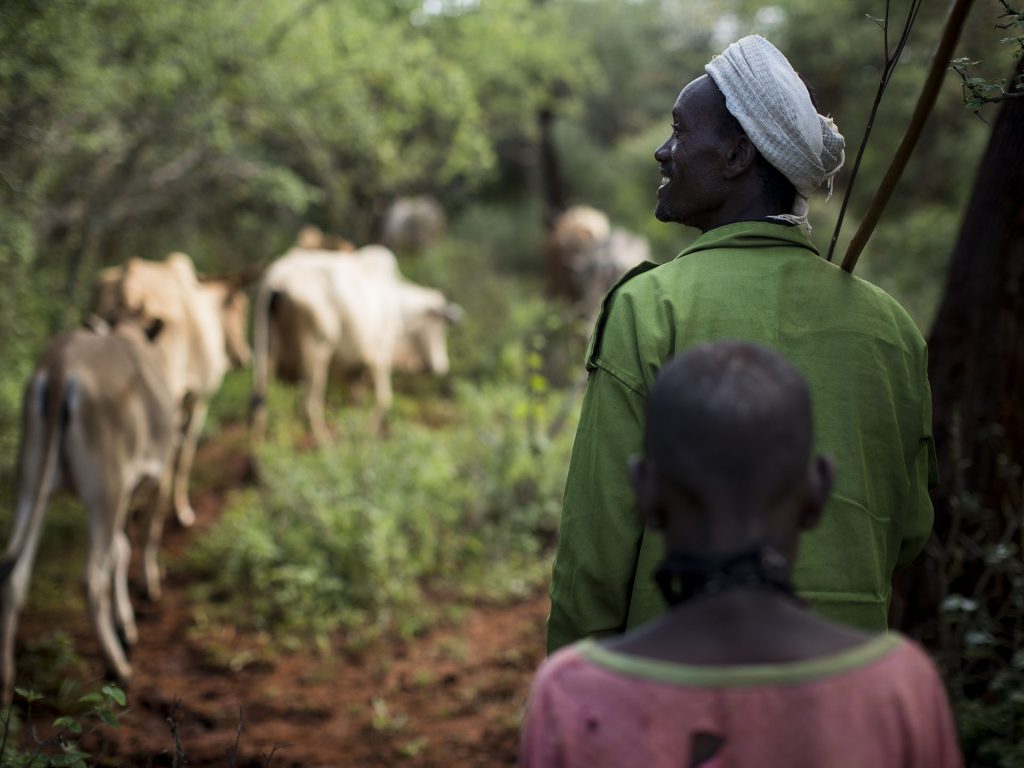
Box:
[186,378,578,647]
[0,684,126,768]
[934,487,1024,768]
[202,367,256,438]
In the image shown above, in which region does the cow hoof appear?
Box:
[112,666,133,690]
[144,575,163,602]
[175,505,196,528]
[118,622,139,648]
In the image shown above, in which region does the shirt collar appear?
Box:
[678,220,821,261]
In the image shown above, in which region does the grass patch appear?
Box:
[186,378,577,650]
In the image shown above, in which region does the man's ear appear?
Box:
[799,454,835,532]
[630,456,666,529]
[723,135,757,179]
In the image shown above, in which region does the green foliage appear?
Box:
[936,490,1024,767]
[203,368,257,438]
[951,1,1024,114]
[0,0,1002,481]
[188,376,576,647]
[857,205,962,330]
[11,634,86,710]
[0,684,125,768]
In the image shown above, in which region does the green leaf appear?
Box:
[14,687,42,703]
[101,684,127,707]
[96,707,121,728]
[53,715,83,734]
[52,750,90,768]
[77,692,103,707]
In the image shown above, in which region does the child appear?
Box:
[521,341,961,768]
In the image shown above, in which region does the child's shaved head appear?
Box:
[644,342,815,523]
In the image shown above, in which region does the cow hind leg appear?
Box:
[141,465,173,602]
[368,361,394,435]
[112,530,138,647]
[171,397,208,528]
[302,344,333,447]
[85,492,133,687]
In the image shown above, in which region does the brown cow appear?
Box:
[0,321,176,700]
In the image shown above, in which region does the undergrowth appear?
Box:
[186,379,578,649]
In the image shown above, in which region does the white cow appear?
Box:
[0,321,176,700]
[251,245,461,445]
[94,254,250,529]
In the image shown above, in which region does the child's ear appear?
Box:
[630,456,666,529]
[799,454,835,532]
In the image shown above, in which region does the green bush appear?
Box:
[0,684,126,768]
[202,367,256,438]
[935,488,1024,768]
[186,378,578,647]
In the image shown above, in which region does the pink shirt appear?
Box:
[520,634,962,768]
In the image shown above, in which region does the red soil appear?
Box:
[15,428,549,767]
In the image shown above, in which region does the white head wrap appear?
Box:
[705,35,845,230]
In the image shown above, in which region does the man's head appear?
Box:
[654,36,845,232]
[630,341,834,564]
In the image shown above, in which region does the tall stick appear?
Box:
[841,0,977,273]
[827,0,923,263]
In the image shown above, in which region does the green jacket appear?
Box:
[547,221,937,653]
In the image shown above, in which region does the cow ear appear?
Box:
[436,302,463,325]
[145,318,165,342]
[220,284,241,309]
[166,251,199,286]
[82,314,111,335]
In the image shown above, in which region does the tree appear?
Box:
[896,51,1023,641]
[892,52,1024,761]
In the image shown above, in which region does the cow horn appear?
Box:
[441,302,464,324]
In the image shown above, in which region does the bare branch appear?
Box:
[262,741,293,767]
[166,699,187,768]
[827,0,924,261]
[226,705,245,768]
[840,0,977,272]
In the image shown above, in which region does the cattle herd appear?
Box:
[0,201,649,702]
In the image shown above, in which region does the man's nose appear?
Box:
[654,140,670,162]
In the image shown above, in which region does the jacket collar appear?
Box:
[678,220,821,261]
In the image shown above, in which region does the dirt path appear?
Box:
[20,428,550,767]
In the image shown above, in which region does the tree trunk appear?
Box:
[895,57,1024,645]
[538,106,567,231]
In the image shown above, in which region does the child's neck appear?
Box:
[605,587,870,666]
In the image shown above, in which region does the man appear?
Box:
[547,35,937,653]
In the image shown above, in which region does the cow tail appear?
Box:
[0,374,72,584]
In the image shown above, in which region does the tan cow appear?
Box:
[94,253,249,528]
[544,205,611,301]
[295,225,356,253]
[0,321,176,700]
[545,205,651,321]
[198,278,253,369]
[251,245,461,445]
